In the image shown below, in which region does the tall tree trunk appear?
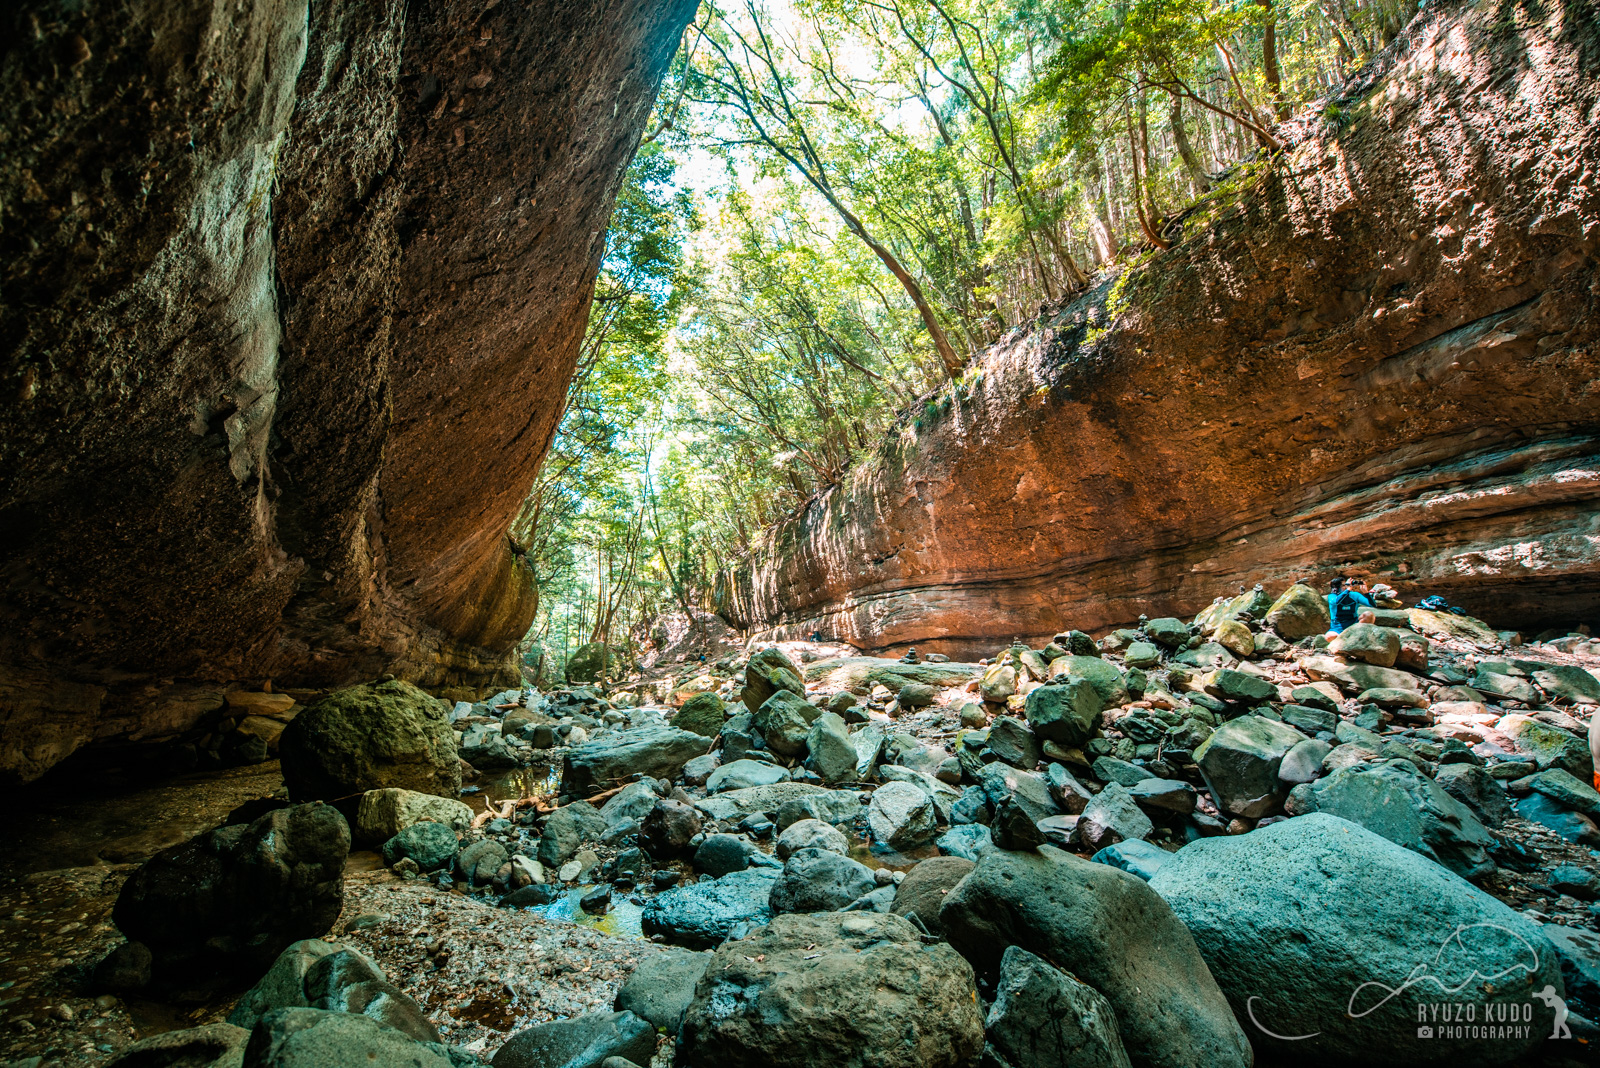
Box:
[1169,96,1211,193]
[1257,0,1290,121]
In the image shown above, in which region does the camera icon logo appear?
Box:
[1417,1026,1434,1039]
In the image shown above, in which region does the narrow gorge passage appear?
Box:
[1,0,1597,1067]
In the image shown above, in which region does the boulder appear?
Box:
[983,945,1132,1068]
[1089,839,1171,882]
[742,647,806,712]
[113,803,349,989]
[980,662,1018,702]
[1264,583,1329,638]
[1303,759,1496,879]
[639,798,704,859]
[492,1009,656,1068]
[459,723,519,770]
[1302,656,1423,695]
[1434,763,1513,826]
[937,824,993,862]
[805,712,857,783]
[1526,767,1600,816]
[1047,656,1130,707]
[641,868,781,949]
[354,789,472,846]
[1213,619,1255,660]
[850,722,888,779]
[537,802,608,868]
[614,947,712,1033]
[229,938,437,1043]
[1202,669,1277,704]
[1515,792,1600,844]
[980,763,1063,823]
[868,781,938,850]
[986,716,1041,768]
[1193,715,1306,818]
[1024,680,1102,746]
[381,821,458,872]
[1148,814,1562,1066]
[673,692,728,738]
[104,1023,248,1068]
[458,840,508,885]
[890,856,974,937]
[1542,924,1600,1021]
[754,690,821,758]
[1328,622,1400,667]
[1499,715,1593,778]
[1530,664,1600,705]
[707,758,788,793]
[1077,783,1154,853]
[701,783,855,825]
[599,781,664,827]
[897,681,937,708]
[241,1008,457,1068]
[560,725,712,801]
[1123,641,1161,669]
[1127,777,1197,815]
[278,681,459,802]
[695,834,773,879]
[1277,738,1332,784]
[940,845,1250,1068]
[1279,703,1337,735]
[1144,618,1191,648]
[769,848,878,914]
[776,819,849,860]
[679,912,983,1068]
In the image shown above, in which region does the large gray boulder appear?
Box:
[1148,814,1563,1066]
[279,680,459,802]
[1302,759,1497,879]
[242,1008,457,1068]
[615,947,712,1033]
[353,788,472,846]
[1024,679,1103,746]
[742,646,806,712]
[769,848,877,914]
[492,1009,656,1068]
[104,1024,248,1068]
[113,803,349,989]
[560,725,712,801]
[537,801,609,868]
[1047,656,1130,707]
[229,939,437,1043]
[707,758,788,793]
[641,868,780,949]
[1193,715,1306,818]
[867,781,937,850]
[805,711,857,783]
[679,912,983,1068]
[940,845,1250,1068]
[776,818,850,860]
[890,856,974,938]
[755,690,821,758]
[984,945,1131,1068]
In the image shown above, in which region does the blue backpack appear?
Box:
[1332,590,1363,629]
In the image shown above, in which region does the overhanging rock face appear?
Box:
[720,0,1600,660]
[0,0,696,781]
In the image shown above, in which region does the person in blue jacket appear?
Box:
[1326,577,1373,634]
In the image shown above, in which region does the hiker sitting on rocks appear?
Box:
[1326,577,1374,635]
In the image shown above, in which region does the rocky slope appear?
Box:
[719,0,1600,659]
[0,0,696,782]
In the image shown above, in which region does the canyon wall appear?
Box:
[0,0,696,781]
[721,0,1600,660]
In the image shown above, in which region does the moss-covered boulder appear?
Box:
[672,692,727,738]
[278,680,459,802]
[566,641,625,683]
[741,647,806,712]
[1264,583,1329,639]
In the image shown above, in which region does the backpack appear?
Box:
[1416,594,1465,616]
[1332,590,1363,629]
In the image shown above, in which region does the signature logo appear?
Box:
[1247,922,1565,1042]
